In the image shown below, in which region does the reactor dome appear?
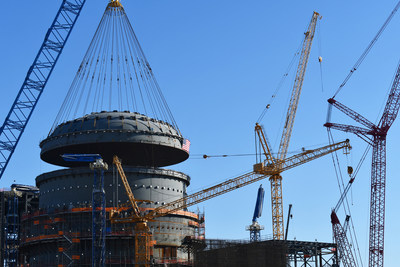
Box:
[40,111,189,167]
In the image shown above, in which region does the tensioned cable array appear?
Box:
[51,0,179,134]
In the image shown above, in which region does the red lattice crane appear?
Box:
[330,175,358,267]
[325,60,400,267]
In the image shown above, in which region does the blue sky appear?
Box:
[1,1,400,265]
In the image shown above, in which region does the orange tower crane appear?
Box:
[111,139,350,266]
[256,11,321,240]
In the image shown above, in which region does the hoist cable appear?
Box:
[256,42,303,123]
[333,0,400,98]
[50,3,181,135]
[317,19,324,92]
[327,129,364,267]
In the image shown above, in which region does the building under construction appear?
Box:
[9,1,204,266]
[0,2,337,266]
[3,0,391,266]
[18,114,203,266]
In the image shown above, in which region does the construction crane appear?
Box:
[254,123,352,241]
[246,185,265,242]
[0,0,86,180]
[111,139,350,266]
[111,156,154,267]
[256,11,320,240]
[324,58,400,267]
[62,154,108,267]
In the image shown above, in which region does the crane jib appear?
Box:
[0,0,86,180]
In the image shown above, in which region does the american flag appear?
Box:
[182,139,190,153]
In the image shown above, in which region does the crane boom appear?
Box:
[140,139,350,221]
[331,211,358,267]
[111,139,350,223]
[113,155,141,217]
[0,0,86,180]
[379,59,400,129]
[277,11,320,162]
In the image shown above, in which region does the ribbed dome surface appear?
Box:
[40,111,189,167]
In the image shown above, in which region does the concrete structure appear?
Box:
[19,111,202,266]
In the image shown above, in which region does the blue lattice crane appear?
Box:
[62,154,108,267]
[0,0,86,180]
[246,185,265,242]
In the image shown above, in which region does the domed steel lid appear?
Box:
[40,111,189,167]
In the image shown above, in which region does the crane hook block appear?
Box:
[347,166,353,175]
[318,56,322,63]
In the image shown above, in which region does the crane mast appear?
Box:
[0,0,86,180]
[261,11,320,240]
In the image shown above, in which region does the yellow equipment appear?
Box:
[111,138,350,265]
[256,11,321,240]
[111,156,153,267]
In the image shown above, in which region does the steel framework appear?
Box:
[330,211,357,267]
[195,239,339,267]
[0,0,86,180]
[325,59,400,267]
[62,154,108,267]
[4,194,19,267]
[91,163,107,267]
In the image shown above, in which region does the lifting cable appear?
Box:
[51,3,180,134]
[317,19,324,92]
[189,142,336,160]
[256,42,303,123]
[327,129,365,267]
[332,0,400,98]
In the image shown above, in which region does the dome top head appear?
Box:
[40,111,189,167]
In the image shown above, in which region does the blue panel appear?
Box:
[62,153,102,162]
[252,185,265,223]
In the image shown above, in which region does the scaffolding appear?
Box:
[19,205,201,266]
[5,193,19,267]
[0,185,39,267]
[20,207,134,266]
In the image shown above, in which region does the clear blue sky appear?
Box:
[1,1,400,265]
